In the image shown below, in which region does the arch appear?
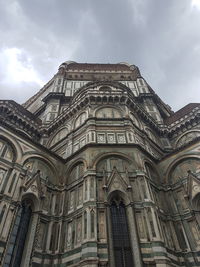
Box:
[22,153,57,172]
[92,152,133,170]
[0,136,18,162]
[96,155,136,176]
[95,105,123,119]
[48,126,69,147]
[108,190,130,206]
[21,192,40,212]
[175,130,200,148]
[15,128,33,139]
[74,111,87,129]
[0,134,23,163]
[66,159,86,185]
[66,158,87,174]
[167,156,200,184]
[22,156,57,184]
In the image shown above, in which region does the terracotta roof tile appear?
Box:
[67,63,131,71]
[165,103,200,125]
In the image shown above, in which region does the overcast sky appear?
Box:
[0,0,200,111]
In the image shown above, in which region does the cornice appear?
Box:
[158,136,200,162]
[0,123,65,163]
[0,100,42,139]
[167,107,200,136]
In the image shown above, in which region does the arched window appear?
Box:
[3,200,32,267]
[110,197,134,267]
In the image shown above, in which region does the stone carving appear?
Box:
[117,133,126,143]
[97,133,106,143]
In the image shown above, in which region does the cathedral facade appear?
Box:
[0,61,200,267]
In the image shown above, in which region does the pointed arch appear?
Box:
[0,136,16,162]
[22,156,57,184]
[48,126,69,147]
[73,111,88,129]
[166,156,200,184]
[66,160,86,185]
[96,154,136,178]
[92,152,134,170]
[175,130,200,148]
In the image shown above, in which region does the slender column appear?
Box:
[20,212,39,267]
[45,221,53,253]
[106,205,115,267]
[126,204,143,267]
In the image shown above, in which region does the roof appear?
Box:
[60,62,136,71]
[165,103,200,125]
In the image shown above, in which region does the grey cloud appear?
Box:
[0,0,200,111]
